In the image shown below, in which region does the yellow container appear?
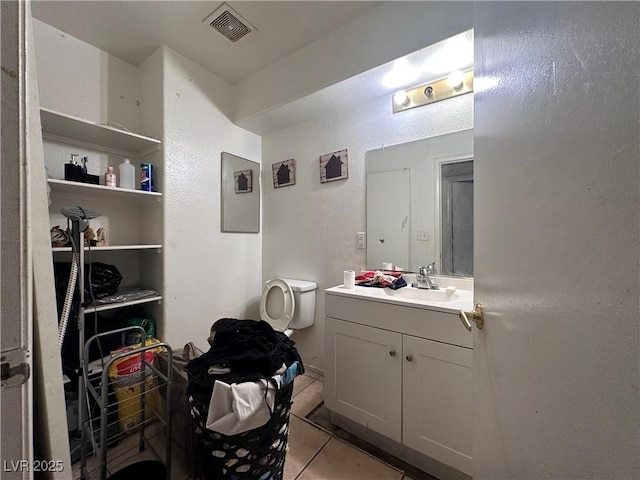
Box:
[113,375,162,432]
[108,339,164,432]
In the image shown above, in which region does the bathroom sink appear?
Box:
[326,283,473,314]
[385,286,457,302]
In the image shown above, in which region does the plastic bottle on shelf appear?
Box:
[105,166,116,187]
[119,158,135,189]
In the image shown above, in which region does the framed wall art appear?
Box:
[234,169,253,193]
[320,149,348,183]
[272,159,295,188]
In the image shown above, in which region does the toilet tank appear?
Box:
[283,279,317,329]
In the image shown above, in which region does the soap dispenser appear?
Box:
[64,154,82,182]
[118,158,135,189]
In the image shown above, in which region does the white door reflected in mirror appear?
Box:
[367,169,410,270]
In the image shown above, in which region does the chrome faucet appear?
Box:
[414,262,439,289]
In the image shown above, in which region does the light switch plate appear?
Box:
[356,232,366,249]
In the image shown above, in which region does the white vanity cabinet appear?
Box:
[325,288,473,476]
[402,334,472,474]
[325,318,403,441]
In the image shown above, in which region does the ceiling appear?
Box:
[237,29,474,134]
[31,1,383,85]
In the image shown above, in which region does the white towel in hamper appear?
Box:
[205,377,279,436]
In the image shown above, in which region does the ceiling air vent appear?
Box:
[203,3,255,43]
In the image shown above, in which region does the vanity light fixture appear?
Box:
[392,70,474,114]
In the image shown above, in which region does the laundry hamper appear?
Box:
[189,379,294,480]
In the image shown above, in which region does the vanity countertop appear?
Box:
[325,284,473,315]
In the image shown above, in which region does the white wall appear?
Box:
[159,46,262,351]
[262,91,473,370]
[33,19,140,132]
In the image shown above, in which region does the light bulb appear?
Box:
[393,90,409,106]
[448,71,464,89]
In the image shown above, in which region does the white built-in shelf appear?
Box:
[40,107,161,157]
[48,178,162,200]
[85,294,163,314]
[52,245,162,253]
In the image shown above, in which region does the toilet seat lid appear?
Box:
[260,278,295,332]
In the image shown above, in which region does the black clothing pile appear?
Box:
[185,318,304,395]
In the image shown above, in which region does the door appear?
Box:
[324,318,402,441]
[403,335,472,475]
[1,2,34,477]
[2,2,72,476]
[473,3,639,478]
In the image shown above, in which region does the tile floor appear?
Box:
[72,372,419,479]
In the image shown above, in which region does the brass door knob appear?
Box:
[459,304,484,331]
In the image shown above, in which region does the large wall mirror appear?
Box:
[221,152,260,233]
[366,128,473,276]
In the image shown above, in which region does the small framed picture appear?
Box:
[320,149,348,183]
[234,169,253,193]
[272,159,295,188]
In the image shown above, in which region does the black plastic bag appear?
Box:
[86,262,122,299]
[53,261,123,302]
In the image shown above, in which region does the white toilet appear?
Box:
[260,278,317,337]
